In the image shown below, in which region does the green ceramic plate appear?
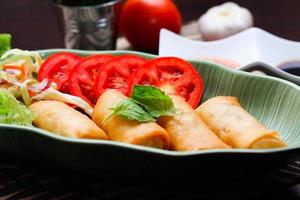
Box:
[0,49,299,177]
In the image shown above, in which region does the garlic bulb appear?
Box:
[198,2,253,41]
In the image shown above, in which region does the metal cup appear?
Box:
[55,0,122,50]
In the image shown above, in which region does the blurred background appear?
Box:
[1,0,300,50]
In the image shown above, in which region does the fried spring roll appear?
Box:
[158,95,230,151]
[30,100,108,140]
[92,89,170,149]
[195,96,286,149]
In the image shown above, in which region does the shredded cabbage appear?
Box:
[32,88,93,116]
[0,49,44,102]
[20,79,34,106]
[0,89,35,126]
[0,48,42,76]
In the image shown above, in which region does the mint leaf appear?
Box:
[131,85,176,118]
[104,99,156,123]
[0,34,11,57]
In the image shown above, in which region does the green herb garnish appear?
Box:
[131,85,176,118]
[0,34,11,57]
[106,85,176,123]
[104,99,155,123]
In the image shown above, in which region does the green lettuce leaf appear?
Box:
[0,89,35,126]
[0,34,11,57]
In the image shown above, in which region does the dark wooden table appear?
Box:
[1,0,300,199]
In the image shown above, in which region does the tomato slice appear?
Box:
[128,57,203,108]
[69,54,114,106]
[38,52,82,93]
[94,55,147,98]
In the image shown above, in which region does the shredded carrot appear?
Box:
[37,57,43,66]
[3,65,26,81]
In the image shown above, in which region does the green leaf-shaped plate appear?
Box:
[0,49,299,177]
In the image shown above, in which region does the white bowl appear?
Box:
[159,27,300,67]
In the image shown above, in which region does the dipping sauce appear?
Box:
[278,61,300,76]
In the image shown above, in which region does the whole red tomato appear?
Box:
[120,0,182,52]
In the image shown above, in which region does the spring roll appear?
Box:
[158,95,230,151]
[92,89,170,149]
[30,100,108,140]
[196,96,286,149]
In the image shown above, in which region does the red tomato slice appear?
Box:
[38,52,82,93]
[95,55,147,98]
[128,57,204,108]
[69,54,114,106]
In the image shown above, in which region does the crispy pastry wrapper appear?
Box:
[92,89,170,149]
[196,96,286,149]
[30,100,108,140]
[158,95,230,151]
